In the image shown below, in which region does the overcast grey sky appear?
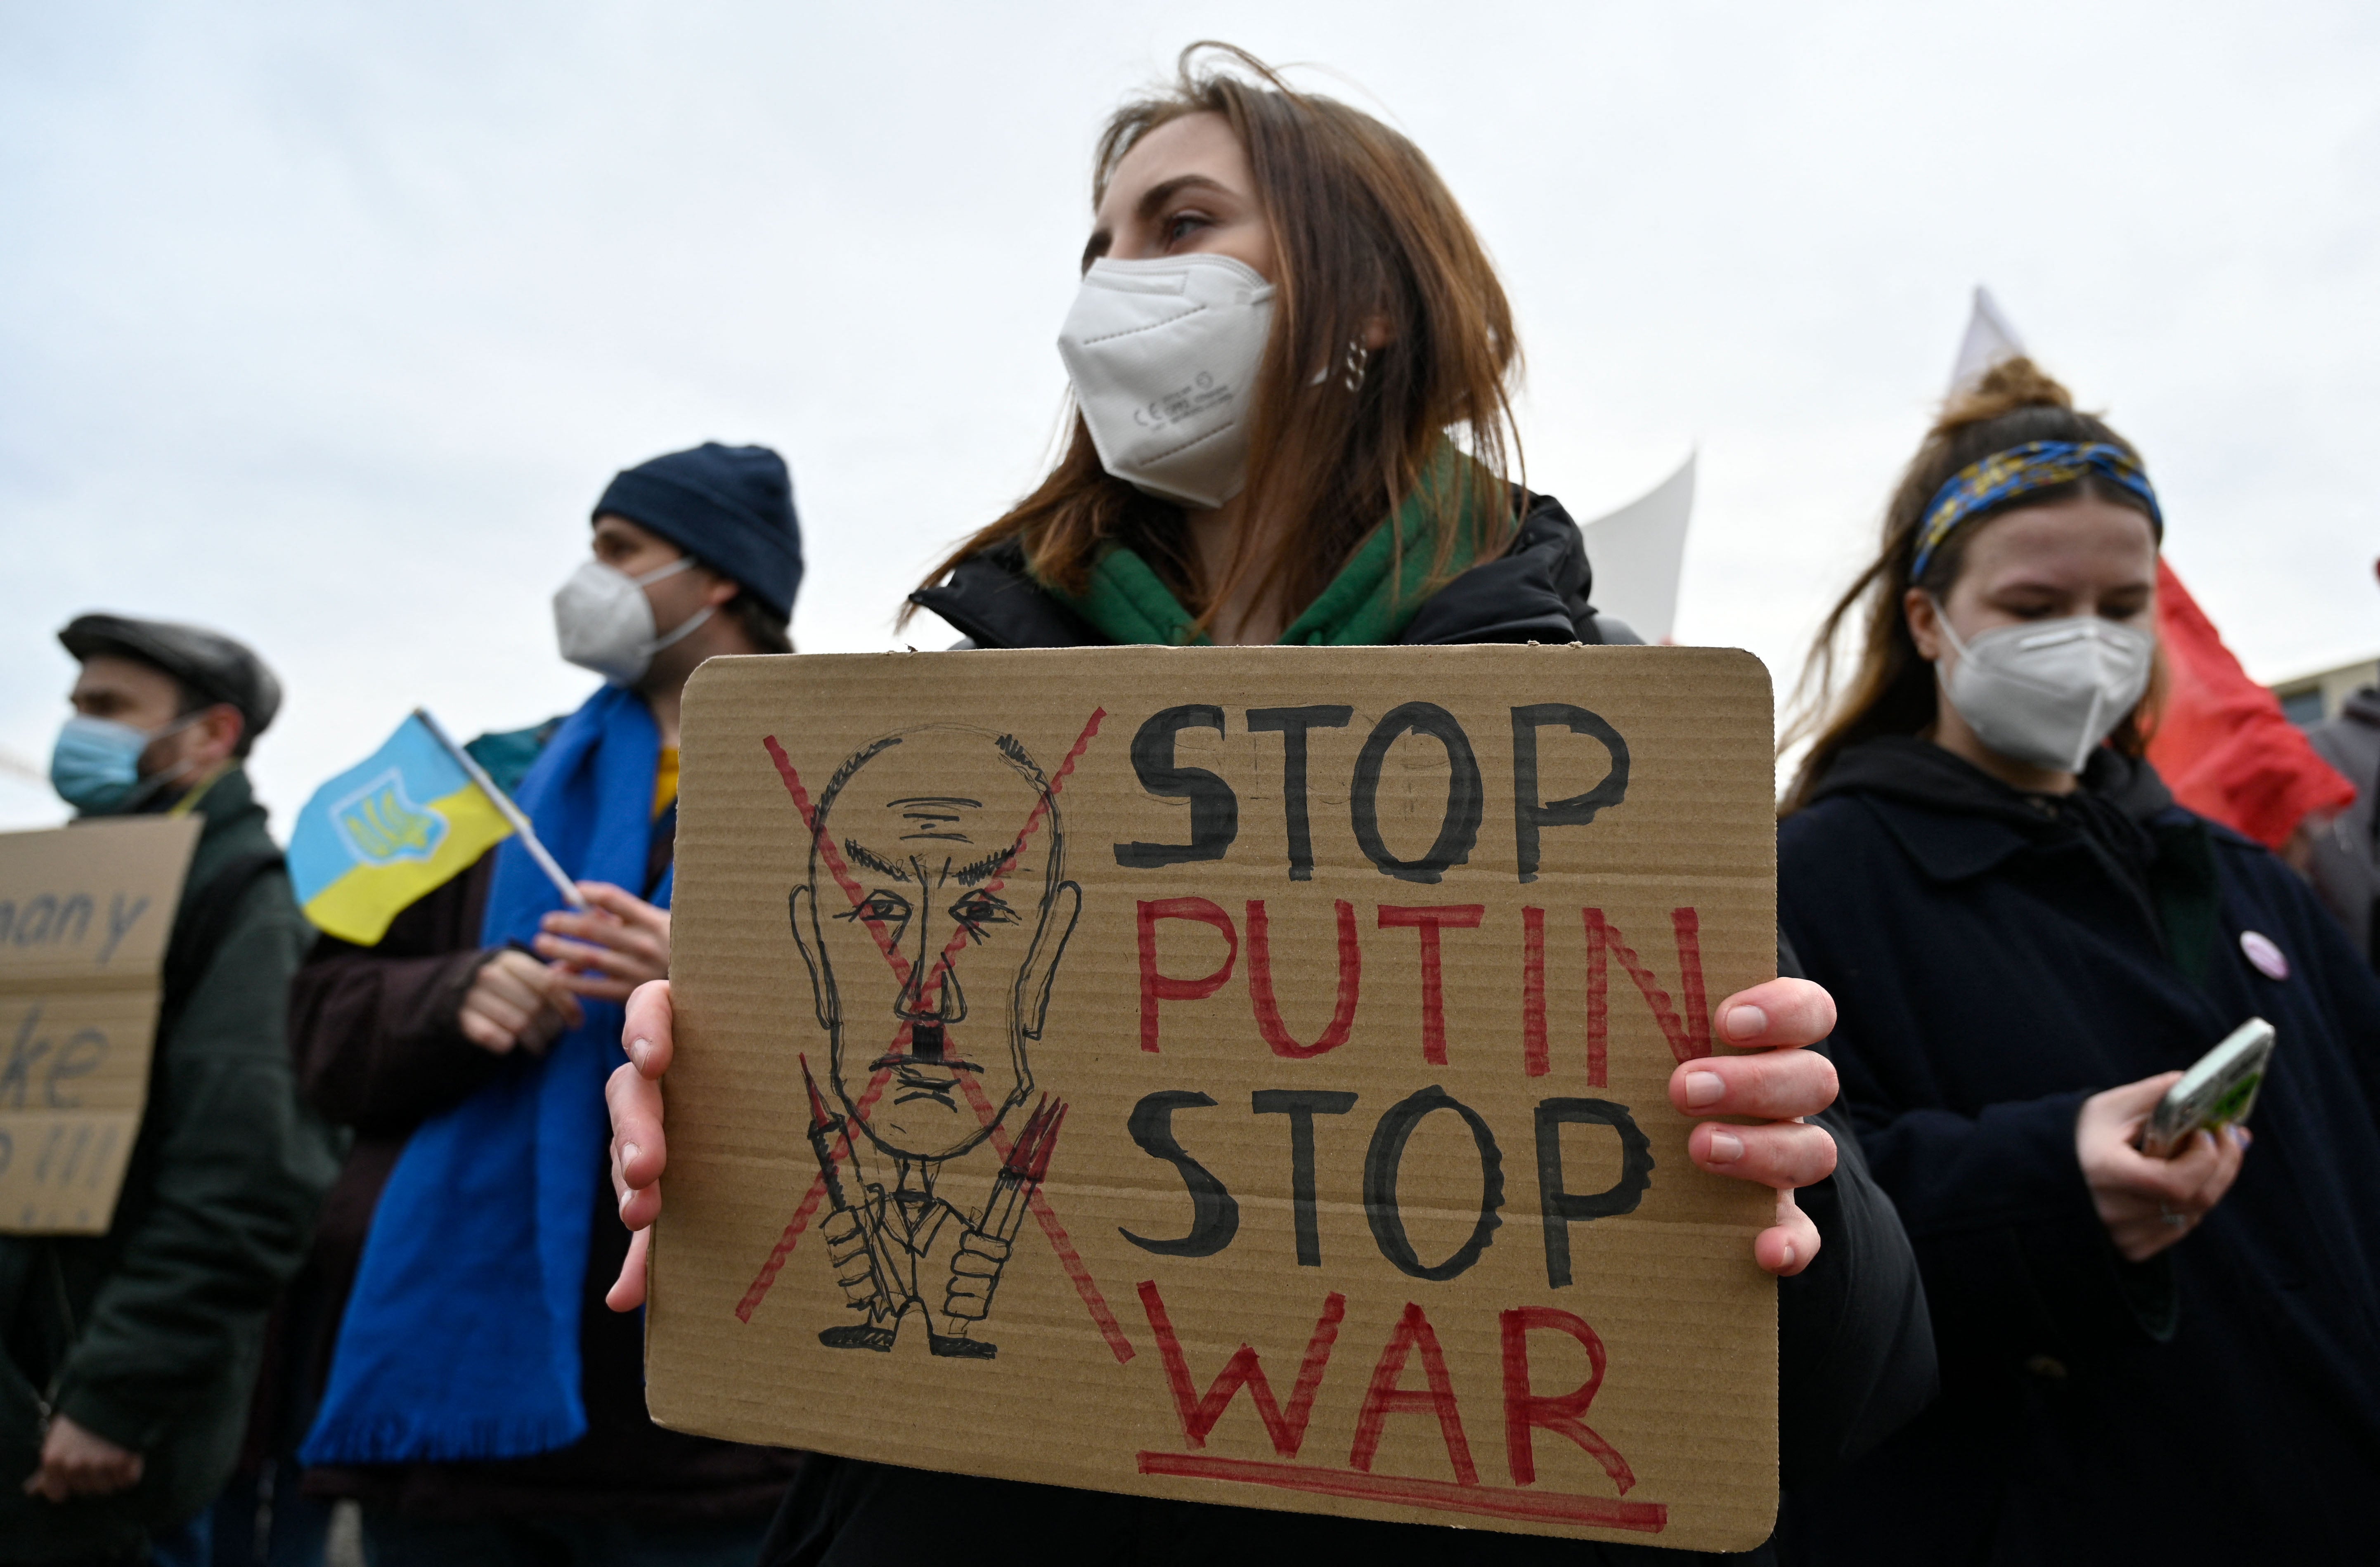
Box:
[5,2,2375,832]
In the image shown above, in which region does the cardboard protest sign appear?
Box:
[652,645,1779,1550]
[0,816,201,1234]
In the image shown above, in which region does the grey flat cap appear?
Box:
[58,613,282,741]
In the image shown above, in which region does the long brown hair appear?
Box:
[907,43,1523,633]
[1779,357,2163,813]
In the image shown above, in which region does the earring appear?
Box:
[1340,340,1370,392]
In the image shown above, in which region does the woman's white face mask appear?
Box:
[1933,603,2157,774]
[1056,253,1278,510]
[552,555,712,686]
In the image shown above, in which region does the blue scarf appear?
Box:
[302,683,667,1463]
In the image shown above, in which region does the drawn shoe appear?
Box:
[818,1325,896,1352]
[928,1333,997,1360]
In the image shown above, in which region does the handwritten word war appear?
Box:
[1135,1281,1667,1532]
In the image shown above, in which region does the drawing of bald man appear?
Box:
[788,726,1080,1357]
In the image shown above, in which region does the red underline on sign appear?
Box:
[1134,1453,1669,1533]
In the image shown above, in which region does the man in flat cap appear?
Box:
[290,443,804,1566]
[3,616,338,1564]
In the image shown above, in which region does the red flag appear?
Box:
[2145,559,2354,848]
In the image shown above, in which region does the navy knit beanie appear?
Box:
[592,443,804,620]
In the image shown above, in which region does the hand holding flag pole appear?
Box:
[413,707,587,911]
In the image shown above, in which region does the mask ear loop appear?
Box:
[646,603,717,657]
[630,556,698,589]
[1924,594,1974,690]
[1925,596,1969,655]
[122,709,220,811]
[634,554,716,659]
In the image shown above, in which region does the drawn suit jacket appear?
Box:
[856,1187,977,1331]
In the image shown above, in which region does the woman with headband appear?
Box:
[1777,358,2380,1562]
[604,44,1938,1565]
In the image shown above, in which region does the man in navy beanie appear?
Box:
[282,444,803,1567]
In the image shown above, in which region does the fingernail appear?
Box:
[1707,1130,1744,1164]
[1778,1239,1796,1269]
[1684,1071,1727,1108]
[2235,1125,2253,1149]
[1723,1004,1766,1042]
[622,1142,641,1169]
[628,1038,649,1065]
[617,1185,635,1217]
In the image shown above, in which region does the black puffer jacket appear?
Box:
[757,496,1937,1567]
[912,491,1648,650]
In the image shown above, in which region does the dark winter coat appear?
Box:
[285,721,799,1524]
[915,489,1651,652]
[1776,737,2380,1565]
[756,495,1939,1567]
[0,768,340,1561]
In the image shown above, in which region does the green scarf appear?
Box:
[1047,453,1488,647]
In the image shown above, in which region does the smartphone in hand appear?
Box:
[2140,1017,2275,1159]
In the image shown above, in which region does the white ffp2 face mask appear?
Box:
[1934,607,2157,774]
[553,555,712,685]
[1056,254,1278,510]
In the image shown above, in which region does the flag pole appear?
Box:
[414,707,588,910]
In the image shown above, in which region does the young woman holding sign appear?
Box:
[606,45,1933,1563]
[1774,359,2380,1563]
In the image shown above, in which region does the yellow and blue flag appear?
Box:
[290,712,516,944]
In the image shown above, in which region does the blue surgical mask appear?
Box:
[49,714,196,815]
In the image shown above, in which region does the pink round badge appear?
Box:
[2240,930,2290,981]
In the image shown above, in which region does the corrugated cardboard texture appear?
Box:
[655,645,1778,1550]
[0,816,201,1234]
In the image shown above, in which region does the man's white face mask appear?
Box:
[1933,605,2157,774]
[1056,253,1278,510]
[552,555,712,686]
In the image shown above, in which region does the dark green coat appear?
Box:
[0,768,341,1561]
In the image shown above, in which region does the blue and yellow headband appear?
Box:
[1909,440,2162,582]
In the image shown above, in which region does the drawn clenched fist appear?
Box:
[820,1208,880,1310]
[944,1229,1012,1321]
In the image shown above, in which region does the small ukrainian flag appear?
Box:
[289,711,518,944]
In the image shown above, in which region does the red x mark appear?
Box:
[734,713,1131,1364]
